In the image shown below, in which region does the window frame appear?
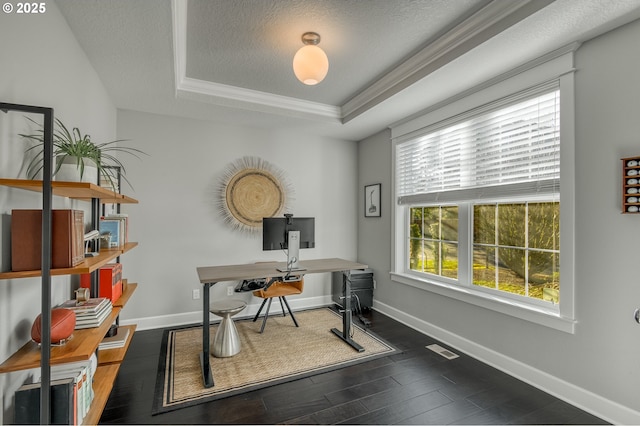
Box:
[390,47,577,333]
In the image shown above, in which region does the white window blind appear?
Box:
[396,85,560,204]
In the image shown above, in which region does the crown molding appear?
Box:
[341,0,555,123]
[171,0,187,99]
[171,0,341,121]
[176,77,342,120]
[171,0,553,123]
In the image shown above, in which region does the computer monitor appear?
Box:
[262,216,315,271]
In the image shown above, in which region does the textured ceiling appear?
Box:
[55,0,640,141]
[185,0,484,105]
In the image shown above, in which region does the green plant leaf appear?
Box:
[18,116,148,191]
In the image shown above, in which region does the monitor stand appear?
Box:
[277,230,306,272]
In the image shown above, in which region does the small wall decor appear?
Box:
[217,156,293,232]
[622,156,640,213]
[364,183,381,217]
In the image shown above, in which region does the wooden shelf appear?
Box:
[0,178,138,203]
[0,283,137,373]
[0,306,122,373]
[97,324,137,366]
[0,174,139,423]
[114,282,137,308]
[0,243,138,280]
[83,363,120,426]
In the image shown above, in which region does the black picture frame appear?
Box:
[364,183,381,217]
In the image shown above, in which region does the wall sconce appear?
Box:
[292,32,329,85]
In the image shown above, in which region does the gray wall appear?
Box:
[358,129,392,298]
[115,109,358,326]
[357,18,640,424]
[3,1,640,424]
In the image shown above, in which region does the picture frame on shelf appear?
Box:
[364,183,381,217]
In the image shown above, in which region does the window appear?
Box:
[395,83,568,316]
[410,206,458,279]
[391,48,576,331]
[472,201,559,303]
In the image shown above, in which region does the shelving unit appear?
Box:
[0,174,140,424]
[622,157,640,213]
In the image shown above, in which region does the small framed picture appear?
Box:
[364,184,381,217]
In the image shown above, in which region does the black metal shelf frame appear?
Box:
[1,102,54,425]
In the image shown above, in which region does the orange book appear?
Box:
[80,263,123,302]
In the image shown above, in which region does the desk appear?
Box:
[196,257,368,388]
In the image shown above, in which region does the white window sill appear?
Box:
[390,272,576,334]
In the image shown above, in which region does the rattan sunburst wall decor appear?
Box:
[217,156,294,233]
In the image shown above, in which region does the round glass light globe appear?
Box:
[293,45,329,85]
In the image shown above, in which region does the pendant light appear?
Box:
[292,32,329,85]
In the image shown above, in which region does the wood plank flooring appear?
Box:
[99,309,608,424]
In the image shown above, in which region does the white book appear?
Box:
[74,302,111,321]
[75,305,112,329]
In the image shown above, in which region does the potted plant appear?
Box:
[19,117,146,192]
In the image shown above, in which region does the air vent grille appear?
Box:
[426,344,459,360]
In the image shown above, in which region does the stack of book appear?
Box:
[57,298,112,329]
[98,326,130,350]
[14,355,97,425]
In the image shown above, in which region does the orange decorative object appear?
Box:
[31,308,76,344]
[80,263,123,302]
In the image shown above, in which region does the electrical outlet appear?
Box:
[192,289,200,300]
[227,286,234,296]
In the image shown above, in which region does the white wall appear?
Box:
[0,3,116,424]
[358,18,640,424]
[115,110,358,328]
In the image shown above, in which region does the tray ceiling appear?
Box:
[56,0,640,140]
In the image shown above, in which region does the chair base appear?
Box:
[252,296,299,333]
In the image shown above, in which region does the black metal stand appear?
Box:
[200,282,215,388]
[331,272,365,352]
[1,102,54,425]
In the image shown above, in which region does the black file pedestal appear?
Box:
[332,269,374,312]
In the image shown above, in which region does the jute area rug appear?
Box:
[152,307,396,414]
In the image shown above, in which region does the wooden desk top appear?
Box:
[196,258,368,284]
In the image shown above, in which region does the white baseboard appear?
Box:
[373,300,640,425]
[120,295,333,331]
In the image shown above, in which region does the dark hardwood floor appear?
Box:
[99,309,607,425]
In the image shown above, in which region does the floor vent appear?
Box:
[426,344,459,360]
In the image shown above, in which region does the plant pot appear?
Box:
[55,156,99,184]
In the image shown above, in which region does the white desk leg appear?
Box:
[331,271,364,352]
[200,282,215,388]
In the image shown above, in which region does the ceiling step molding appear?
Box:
[171,0,554,123]
[177,77,342,120]
[341,0,555,123]
[171,0,340,121]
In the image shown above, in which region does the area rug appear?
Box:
[152,307,396,414]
